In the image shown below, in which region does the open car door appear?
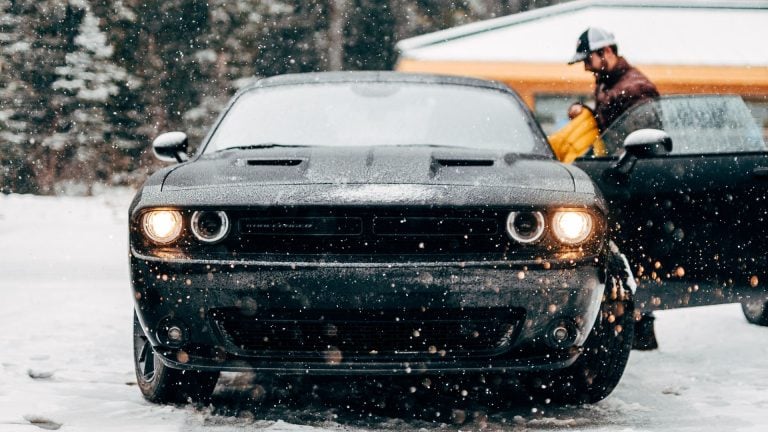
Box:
[574,95,768,322]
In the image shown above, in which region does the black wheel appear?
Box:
[741,298,768,326]
[525,273,635,405]
[133,312,219,404]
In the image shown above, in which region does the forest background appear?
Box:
[0,0,565,195]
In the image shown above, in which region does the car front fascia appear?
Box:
[131,254,605,375]
[129,174,610,373]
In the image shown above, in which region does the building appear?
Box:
[395,0,768,135]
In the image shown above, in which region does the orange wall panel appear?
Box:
[396,59,768,109]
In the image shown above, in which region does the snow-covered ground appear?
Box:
[1,193,767,431]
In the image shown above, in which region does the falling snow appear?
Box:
[1,192,767,431]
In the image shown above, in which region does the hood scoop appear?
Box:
[240,158,304,166]
[434,158,494,167]
[429,156,496,178]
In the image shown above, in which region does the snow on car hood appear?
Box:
[162,146,576,191]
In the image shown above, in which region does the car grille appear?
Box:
[222,208,521,258]
[240,217,364,236]
[372,217,498,236]
[211,308,524,358]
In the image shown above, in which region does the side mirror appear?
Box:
[623,129,672,158]
[604,129,672,184]
[152,132,189,163]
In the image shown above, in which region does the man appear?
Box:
[569,27,660,350]
[569,27,659,133]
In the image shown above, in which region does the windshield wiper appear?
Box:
[217,143,309,151]
[390,143,477,150]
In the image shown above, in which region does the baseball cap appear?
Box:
[568,27,617,64]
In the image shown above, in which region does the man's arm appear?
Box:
[596,70,659,129]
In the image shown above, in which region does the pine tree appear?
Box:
[96,0,212,154]
[181,0,270,145]
[51,5,140,192]
[344,0,396,70]
[0,0,33,193]
[0,0,565,194]
[0,1,84,194]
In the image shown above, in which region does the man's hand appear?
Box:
[568,102,584,120]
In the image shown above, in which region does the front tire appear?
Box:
[741,298,768,326]
[525,273,635,405]
[133,312,219,404]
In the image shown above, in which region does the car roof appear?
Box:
[242,71,513,93]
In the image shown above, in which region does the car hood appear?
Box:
[162,146,576,191]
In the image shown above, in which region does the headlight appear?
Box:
[551,210,593,245]
[506,211,545,244]
[190,211,230,243]
[142,210,183,245]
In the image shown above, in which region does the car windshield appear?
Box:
[203,82,550,155]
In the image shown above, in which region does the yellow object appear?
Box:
[547,110,606,163]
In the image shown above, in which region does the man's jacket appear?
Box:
[594,57,659,131]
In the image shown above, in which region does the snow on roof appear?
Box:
[396,0,768,67]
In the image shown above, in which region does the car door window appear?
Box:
[598,95,767,156]
[600,100,664,155]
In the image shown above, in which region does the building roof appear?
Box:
[396,0,768,67]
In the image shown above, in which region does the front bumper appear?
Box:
[131,254,604,375]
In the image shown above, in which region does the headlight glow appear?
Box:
[142,210,183,244]
[551,211,593,245]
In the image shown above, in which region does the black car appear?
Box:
[130,72,635,405]
[573,95,768,324]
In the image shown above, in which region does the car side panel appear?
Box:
[576,153,768,310]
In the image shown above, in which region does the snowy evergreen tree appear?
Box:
[0,0,566,194]
[95,0,212,155]
[51,5,141,192]
[0,1,34,193]
[180,0,271,145]
[0,0,83,193]
[344,0,396,70]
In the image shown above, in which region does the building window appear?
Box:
[744,97,768,142]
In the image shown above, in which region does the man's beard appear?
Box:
[587,56,608,78]
[594,57,612,81]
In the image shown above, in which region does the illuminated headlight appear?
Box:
[551,210,594,245]
[506,211,545,244]
[142,210,183,245]
[190,211,230,243]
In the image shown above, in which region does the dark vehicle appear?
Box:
[574,95,768,324]
[130,72,635,405]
